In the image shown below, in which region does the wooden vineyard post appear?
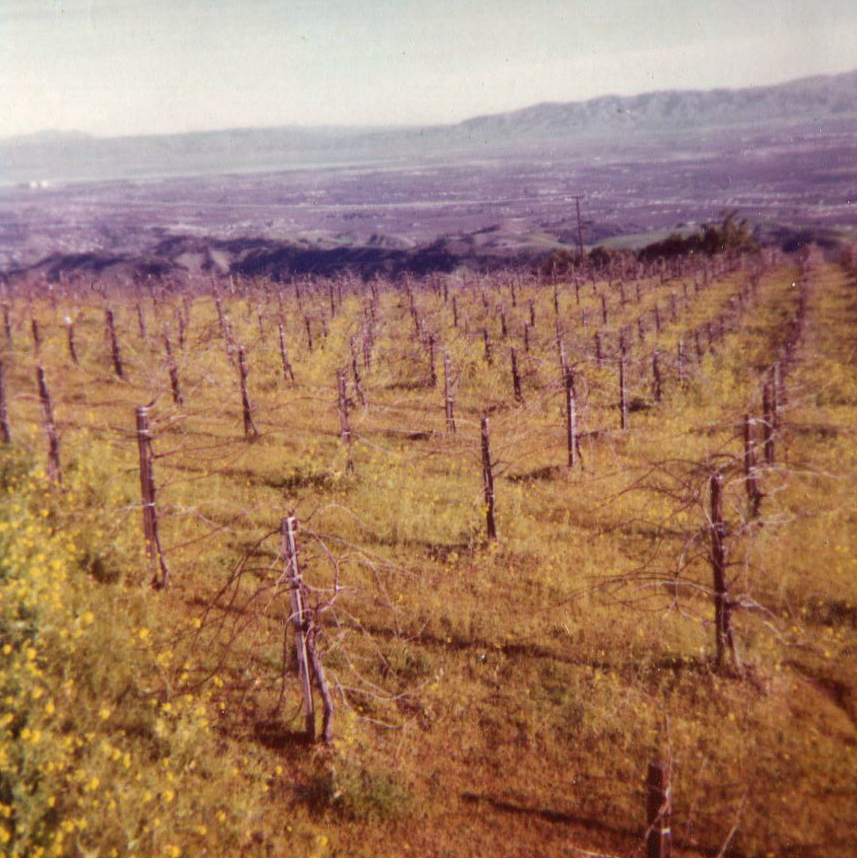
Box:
[36,367,61,484]
[0,360,10,443]
[601,294,608,325]
[336,368,354,471]
[523,323,531,354]
[710,471,740,671]
[443,350,456,434]
[529,300,535,327]
[653,303,661,336]
[557,334,567,378]
[136,302,147,339]
[743,414,762,517]
[618,341,628,430]
[564,365,577,468]
[677,339,685,384]
[105,309,125,379]
[348,337,364,405]
[452,296,458,328]
[278,323,296,383]
[136,406,169,589]
[222,315,237,366]
[510,347,523,404]
[771,362,783,426]
[304,315,313,352]
[281,515,316,741]
[762,382,775,466]
[64,316,78,364]
[652,350,662,403]
[362,324,372,374]
[594,332,603,367]
[428,333,437,388]
[182,295,192,337]
[31,318,42,356]
[237,346,258,440]
[482,328,493,365]
[215,295,226,337]
[480,416,497,539]
[646,761,671,858]
[2,304,11,346]
[163,327,182,406]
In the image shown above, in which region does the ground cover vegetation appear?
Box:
[0,242,855,857]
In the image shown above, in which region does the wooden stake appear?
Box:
[646,762,671,858]
[743,414,761,518]
[482,328,493,365]
[31,318,41,356]
[36,367,61,484]
[337,369,353,471]
[619,333,628,429]
[652,350,662,403]
[164,327,182,406]
[237,346,258,440]
[304,315,313,352]
[710,471,740,670]
[0,360,10,443]
[281,515,316,740]
[762,383,775,466]
[443,350,456,434]
[64,317,78,364]
[480,416,497,539]
[350,337,365,405]
[136,302,147,338]
[428,333,437,388]
[510,347,523,404]
[136,406,169,589]
[564,365,576,468]
[105,309,125,379]
[278,323,296,383]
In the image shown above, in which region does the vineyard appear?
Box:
[1,248,856,857]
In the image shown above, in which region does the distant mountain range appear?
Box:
[2,68,857,185]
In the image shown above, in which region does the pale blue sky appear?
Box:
[2,0,856,137]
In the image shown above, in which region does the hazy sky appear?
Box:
[2,0,856,138]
